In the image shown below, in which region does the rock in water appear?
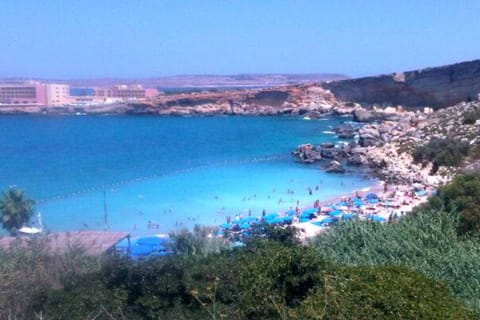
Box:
[325,160,346,173]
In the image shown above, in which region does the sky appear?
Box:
[0,0,479,78]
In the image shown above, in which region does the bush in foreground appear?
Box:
[39,240,474,319]
[313,211,480,314]
[417,172,480,235]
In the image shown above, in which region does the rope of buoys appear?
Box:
[36,154,290,204]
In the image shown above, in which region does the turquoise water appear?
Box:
[0,115,374,235]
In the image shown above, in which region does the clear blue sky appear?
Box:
[0,0,478,78]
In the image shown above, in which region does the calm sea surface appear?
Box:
[0,115,375,235]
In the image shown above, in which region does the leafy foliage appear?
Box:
[313,211,480,313]
[0,188,35,235]
[37,239,474,319]
[169,224,230,256]
[417,172,480,235]
[0,238,101,319]
[412,138,469,172]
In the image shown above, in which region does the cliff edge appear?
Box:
[322,59,480,108]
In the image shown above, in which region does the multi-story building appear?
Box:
[93,85,158,100]
[0,81,46,105]
[45,84,70,106]
[0,81,158,107]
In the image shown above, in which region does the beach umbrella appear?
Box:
[342,213,355,220]
[328,210,342,217]
[352,198,364,207]
[302,208,317,215]
[264,213,278,220]
[239,223,250,230]
[286,210,296,216]
[368,198,379,204]
[299,217,311,223]
[366,193,379,199]
[334,201,348,207]
[415,190,427,197]
[239,216,257,224]
[300,212,312,219]
[282,216,293,224]
[320,217,334,224]
[369,215,386,223]
[311,221,324,227]
[220,223,231,229]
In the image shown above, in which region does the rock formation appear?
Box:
[323,59,480,108]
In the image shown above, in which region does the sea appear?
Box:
[0,115,375,236]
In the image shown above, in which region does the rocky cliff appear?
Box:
[323,59,480,109]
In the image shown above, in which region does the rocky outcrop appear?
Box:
[325,160,345,173]
[292,100,480,184]
[323,59,480,109]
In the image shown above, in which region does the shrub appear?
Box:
[463,109,480,125]
[418,172,480,235]
[169,224,229,256]
[313,211,480,314]
[0,238,101,319]
[412,138,469,172]
[40,240,476,319]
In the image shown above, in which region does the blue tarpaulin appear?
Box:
[136,236,170,247]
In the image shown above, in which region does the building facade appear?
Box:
[45,84,70,106]
[0,82,46,105]
[93,85,158,100]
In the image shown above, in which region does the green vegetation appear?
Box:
[0,188,35,235]
[412,137,470,173]
[463,109,480,124]
[168,224,230,256]
[313,210,480,313]
[38,241,473,319]
[0,238,101,319]
[3,177,480,318]
[0,235,472,319]
[416,172,480,235]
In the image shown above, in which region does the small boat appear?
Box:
[302,116,311,120]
